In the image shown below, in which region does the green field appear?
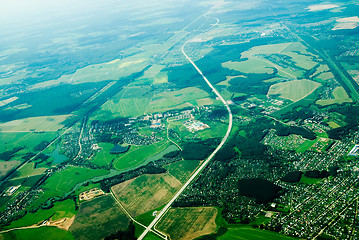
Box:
[299,175,322,184]
[70,195,129,240]
[164,160,200,183]
[316,87,352,106]
[1,226,74,240]
[113,141,170,170]
[219,227,298,240]
[296,138,318,153]
[91,143,115,167]
[43,166,108,194]
[267,79,321,102]
[95,86,153,119]
[222,59,274,74]
[0,132,57,152]
[5,199,76,229]
[112,173,181,217]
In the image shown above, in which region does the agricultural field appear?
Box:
[113,140,170,170]
[95,86,153,119]
[0,160,21,179]
[43,166,108,194]
[267,80,321,102]
[147,87,211,113]
[156,207,218,240]
[164,160,200,184]
[0,115,70,132]
[31,57,147,89]
[112,173,181,217]
[0,132,57,152]
[70,195,130,240]
[316,87,352,106]
[222,59,275,74]
[0,227,74,240]
[11,162,47,179]
[5,199,76,229]
[218,227,299,240]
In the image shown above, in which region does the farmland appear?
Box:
[157,207,218,240]
[70,195,129,240]
[112,173,181,217]
[147,87,211,113]
[218,227,299,240]
[164,160,200,184]
[267,80,321,102]
[222,59,274,74]
[0,115,70,132]
[316,87,352,106]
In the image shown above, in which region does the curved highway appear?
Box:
[138,34,233,240]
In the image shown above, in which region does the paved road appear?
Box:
[138,36,233,240]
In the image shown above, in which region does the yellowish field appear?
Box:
[316,87,352,106]
[147,87,210,113]
[196,97,213,106]
[236,42,319,78]
[267,79,321,101]
[327,121,341,129]
[316,71,334,81]
[0,115,70,132]
[222,59,274,74]
[156,207,218,240]
[0,160,21,178]
[333,17,359,30]
[306,4,339,11]
[31,56,148,89]
[112,173,181,217]
[0,96,18,107]
[138,64,168,84]
[12,162,47,179]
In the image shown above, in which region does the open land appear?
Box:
[112,173,181,217]
[70,195,129,240]
[157,207,218,240]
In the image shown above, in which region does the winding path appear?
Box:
[138,26,233,240]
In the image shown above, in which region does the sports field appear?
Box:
[219,227,298,240]
[267,79,321,101]
[112,173,181,217]
[316,87,352,106]
[156,207,218,240]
